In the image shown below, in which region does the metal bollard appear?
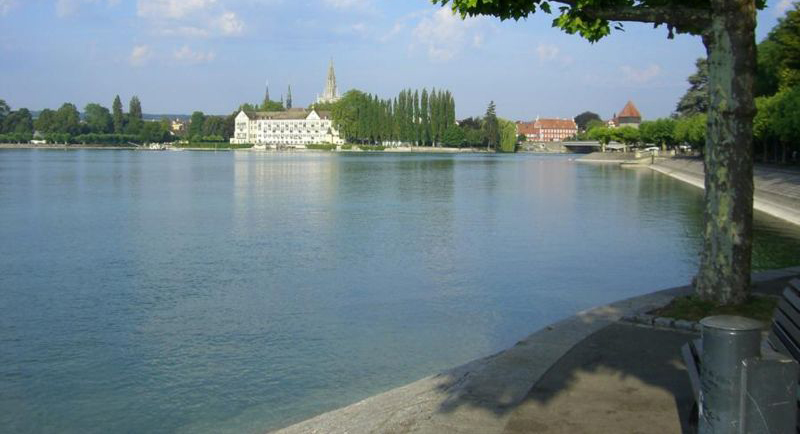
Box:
[698,315,764,434]
[740,352,798,433]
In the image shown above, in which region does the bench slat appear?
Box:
[773,320,800,362]
[778,297,800,332]
[783,285,800,314]
[769,324,794,358]
[789,278,800,293]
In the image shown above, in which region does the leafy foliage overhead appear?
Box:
[432,0,734,42]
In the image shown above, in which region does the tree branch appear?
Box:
[551,0,711,30]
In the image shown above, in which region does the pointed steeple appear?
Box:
[286,85,293,109]
[315,58,341,104]
[264,79,270,107]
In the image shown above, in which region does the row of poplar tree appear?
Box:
[331,88,457,145]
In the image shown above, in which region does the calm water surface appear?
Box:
[1,150,799,433]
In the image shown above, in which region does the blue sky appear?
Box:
[0,0,791,120]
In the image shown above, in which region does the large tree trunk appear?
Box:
[696,0,757,305]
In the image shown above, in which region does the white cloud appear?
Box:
[174,45,215,63]
[129,44,152,67]
[0,0,17,16]
[536,43,559,61]
[535,43,573,67]
[161,26,209,37]
[322,0,370,9]
[620,64,662,84]
[216,11,244,35]
[55,0,118,18]
[137,0,244,37]
[137,0,217,19]
[411,8,488,62]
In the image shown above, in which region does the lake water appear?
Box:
[1,150,799,433]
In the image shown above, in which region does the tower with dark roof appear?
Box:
[615,101,642,128]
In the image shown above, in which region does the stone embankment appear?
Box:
[272,285,690,433]
[272,267,800,434]
[650,157,800,226]
[575,151,640,163]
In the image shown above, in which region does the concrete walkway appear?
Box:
[273,267,800,434]
[649,157,800,226]
[503,323,696,434]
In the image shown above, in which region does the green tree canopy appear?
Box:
[129,96,142,118]
[112,95,125,134]
[54,103,81,135]
[673,113,707,148]
[675,58,708,117]
[0,100,9,128]
[34,109,57,134]
[639,118,677,148]
[3,108,33,135]
[574,111,601,131]
[498,118,518,152]
[261,100,285,111]
[442,124,466,146]
[202,116,228,138]
[483,101,499,150]
[189,111,205,139]
[588,126,614,145]
[84,103,113,134]
[127,96,143,135]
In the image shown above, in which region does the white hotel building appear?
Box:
[229,60,344,148]
[229,109,343,147]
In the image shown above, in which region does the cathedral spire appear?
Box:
[317,58,340,104]
[264,79,270,107]
[286,84,293,109]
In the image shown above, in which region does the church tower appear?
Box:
[263,80,270,107]
[286,85,293,109]
[316,59,341,104]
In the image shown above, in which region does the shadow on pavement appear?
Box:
[431,321,698,433]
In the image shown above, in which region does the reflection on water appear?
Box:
[0,150,798,434]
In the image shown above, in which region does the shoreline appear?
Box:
[272,266,800,433]
[648,157,800,226]
[0,143,492,154]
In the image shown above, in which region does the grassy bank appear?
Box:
[650,294,778,322]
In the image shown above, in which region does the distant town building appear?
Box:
[229,109,343,147]
[516,121,538,141]
[316,59,341,105]
[171,119,187,134]
[515,117,578,142]
[609,101,642,128]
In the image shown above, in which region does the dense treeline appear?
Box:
[0,96,175,145]
[580,116,706,149]
[186,111,235,143]
[331,88,456,145]
[751,3,800,163]
[0,95,243,145]
[0,100,34,143]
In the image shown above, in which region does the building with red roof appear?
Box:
[516,117,578,142]
[609,101,643,129]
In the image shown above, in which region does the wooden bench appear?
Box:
[681,278,800,430]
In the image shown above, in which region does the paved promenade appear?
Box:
[649,157,800,226]
[274,267,800,434]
